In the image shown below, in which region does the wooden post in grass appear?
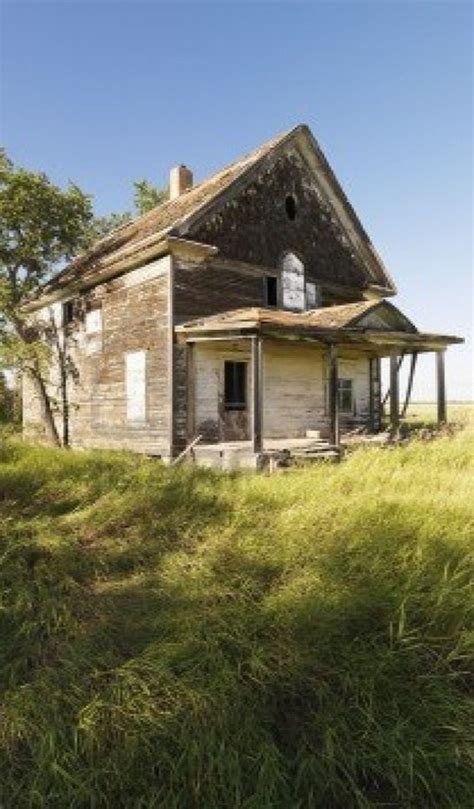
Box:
[251,335,263,454]
[436,350,447,426]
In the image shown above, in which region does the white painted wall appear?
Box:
[194,339,372,440]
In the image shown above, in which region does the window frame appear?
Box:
[224,361,247,411]
[263,275,278,308]
[62,300,74,327]
[337,378,354,414]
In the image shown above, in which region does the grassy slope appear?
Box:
[0,409,473,808]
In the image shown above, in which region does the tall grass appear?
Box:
[0,412,473,807]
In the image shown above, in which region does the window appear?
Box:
[62,300,74,326]
[337,379,353,413]
[285,194,297,221]
[85,307,102,334]
[126,351,146,422]
[264,275,278,307]
[305,282,318,309]
[224,361,247,410]
[280,252,305,311]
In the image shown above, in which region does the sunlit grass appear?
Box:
[0,409,473,807]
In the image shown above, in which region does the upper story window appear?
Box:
[285,194,297,221]
[305,282,321,310]
[62,300,74,327]
[280,252,305,311]
[85,307,102,335]
[264,275,278,307]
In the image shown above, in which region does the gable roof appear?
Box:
[41,124,395,298]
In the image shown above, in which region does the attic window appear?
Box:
[285,194,297,221]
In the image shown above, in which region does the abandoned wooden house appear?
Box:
[23,124,462,468]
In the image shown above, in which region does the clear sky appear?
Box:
[1,0,472,400]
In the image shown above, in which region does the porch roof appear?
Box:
[175,301,463,354]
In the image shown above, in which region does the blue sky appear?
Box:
[1,0,472,400]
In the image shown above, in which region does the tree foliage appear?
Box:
[0,149,95,442]
[0,148,168,440]
[133,179,168,214]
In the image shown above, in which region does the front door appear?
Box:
[221,360,249,441]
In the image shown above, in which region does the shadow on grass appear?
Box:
[1,483,472,808]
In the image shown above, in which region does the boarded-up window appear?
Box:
[224,361,247,410]
[126,351,146,422]
[85,308,102,334]
[305,282,317,309]
[281,252,305,311]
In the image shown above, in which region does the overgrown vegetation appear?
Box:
[0,408,473,808]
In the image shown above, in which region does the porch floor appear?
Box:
[190,434,342,470]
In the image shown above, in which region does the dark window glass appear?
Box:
[224,361,247,410]
[337,379,353,413]
[62,300,74,326]
[285,194,297,221]
[264,275,278,307]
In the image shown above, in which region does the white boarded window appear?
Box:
[305,282,321,310]
[126,351,146,422]
[85,308,102,334]
[281,252,305,311]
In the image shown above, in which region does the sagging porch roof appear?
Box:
[175,301,463,354]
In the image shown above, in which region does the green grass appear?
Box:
[0,410,473,808]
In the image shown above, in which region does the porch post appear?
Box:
[436,349,447,426]
[368,357,375,431]
[389,350,400,433]
[186,341,195,442]
[328,345,339,446]
[251,335,263,453]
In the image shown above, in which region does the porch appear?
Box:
[175,303,462,467]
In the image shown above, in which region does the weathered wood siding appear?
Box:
[189,146,371,292]
[23,257,173,456]
[173,258,268,324]
[191,339,373,442]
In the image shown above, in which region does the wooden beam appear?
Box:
[186,341,196,442]
[436,350,447,425]
[389,350,400,433]
[401,352,418,418]
[327,345,340,446]
[368,357,375,431]
[251,336,263,453]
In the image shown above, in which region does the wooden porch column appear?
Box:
[185,341,195,442]
[327,345,340,446]
[436,349,447,425]
[389,350,400,433]
[368,357,376,431]
[251,335,263,453]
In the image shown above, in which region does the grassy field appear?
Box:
[0,407,473,808]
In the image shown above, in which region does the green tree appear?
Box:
[0,149,94,445]
[88,180,168,240]
[133,179,168,214]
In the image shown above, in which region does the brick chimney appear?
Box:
[170,165,193,200]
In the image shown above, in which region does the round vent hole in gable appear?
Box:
[285,194,297,221]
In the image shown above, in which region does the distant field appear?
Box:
[0,413,473,808]
[405,401,473,425]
